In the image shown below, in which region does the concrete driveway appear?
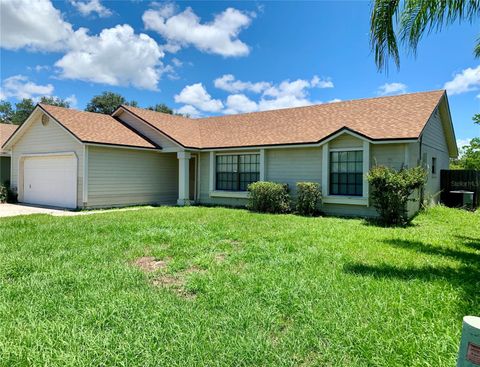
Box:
[0,203,154,218]
[0,203,79,217]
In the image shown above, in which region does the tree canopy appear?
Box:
[0,97,70,125]
[370,0,480,71]
[147,103,173,114]
[85,92,138,115]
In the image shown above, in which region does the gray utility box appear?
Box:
[457,316,480,366]
[449,190,475,209]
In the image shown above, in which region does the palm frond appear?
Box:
[475,35,480,57]
[370,0,401,72]
[371,0,480,71]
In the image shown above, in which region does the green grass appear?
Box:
[0,206,478,366]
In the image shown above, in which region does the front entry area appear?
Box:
[22,154,77,209]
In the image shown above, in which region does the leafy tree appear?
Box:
[39,96,70,108]
[86,92,126,115]
[370,0,480,70]
[0,101,14,123]
[85,91,138,115]
[0,97,70,125]
[474,113,480,125]
[452,138,480,170]
[11,99,35,125]
[148,103,173,114]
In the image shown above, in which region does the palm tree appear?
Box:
[370,0,480,71]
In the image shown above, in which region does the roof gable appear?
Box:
[3,104,158,150]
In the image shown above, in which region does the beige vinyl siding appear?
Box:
[197,137,423,217]
[329,134,363,149]
[266,147,322,198]
[371,143,407,170]
[86,146,178,208]
[117,111,181,150]
[420,108,450,204]
[10,117,84,207]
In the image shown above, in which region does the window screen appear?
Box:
[432,157,437,174]
[330,150,363,196]
[216,154,260,191]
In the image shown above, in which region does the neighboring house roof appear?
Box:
[120,90,447,149]
[0,123,18,154]
[39,104,157,149]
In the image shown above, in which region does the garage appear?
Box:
[23,154,77,209]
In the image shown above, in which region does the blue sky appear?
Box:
[1,0,479,144]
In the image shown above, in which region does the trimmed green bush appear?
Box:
[0,184,7,203]
[367,166,427,225]
[247,181,290,213]
[296,182,322,216]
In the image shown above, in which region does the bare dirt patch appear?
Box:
[214,253,227,263]
[133,256,170,273]
[152,265,205,300]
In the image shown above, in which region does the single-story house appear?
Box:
[0,123,18,185]
[1,90,457,216]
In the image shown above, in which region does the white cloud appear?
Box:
[457,138,472,150]
[0,0,73,51]
[176,104,201,117]
[214,74,271,93]
[328,98,342,103]
[64,94,78,107]
[171,58,183,67]
[175,83,223,112]
[377,82,408,95]
[69,0,112,17]
[55,25,164,90]
[258,95,313,111]
[444,65,480,95]
[224,94,258,114]
[311,75,334,88]
[0,75,54,100]
[143,6,253,57]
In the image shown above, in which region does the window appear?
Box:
[216,154,260,191]
[330,150,363,196]
[432,157,436,175]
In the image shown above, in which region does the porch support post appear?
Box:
[177,151,191,206]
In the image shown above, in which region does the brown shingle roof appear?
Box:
[0,123,18,153]
[3,90,447,151]
[120,106,202,148]
[122,90,445,149]
[40,104,157,149]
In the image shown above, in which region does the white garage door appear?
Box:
[23,155,77,208]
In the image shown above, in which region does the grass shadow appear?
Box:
[456,235,480,251]
[383,239,480,264]
[343,236,480,317]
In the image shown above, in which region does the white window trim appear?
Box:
[209,191,249,199]
[321,141,370,206]
[209,150,264,198]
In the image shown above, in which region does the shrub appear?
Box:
[296,182,322,216]
[0,184,7,203]
[367,166,427,226]
[247,181,290,213]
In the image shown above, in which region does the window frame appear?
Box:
[329,149,363,196]
[215,153,260,192]
[431,156,437,175]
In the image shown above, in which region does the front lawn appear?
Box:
[0,206,478,366]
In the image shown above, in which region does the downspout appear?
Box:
[419,134,424,211]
